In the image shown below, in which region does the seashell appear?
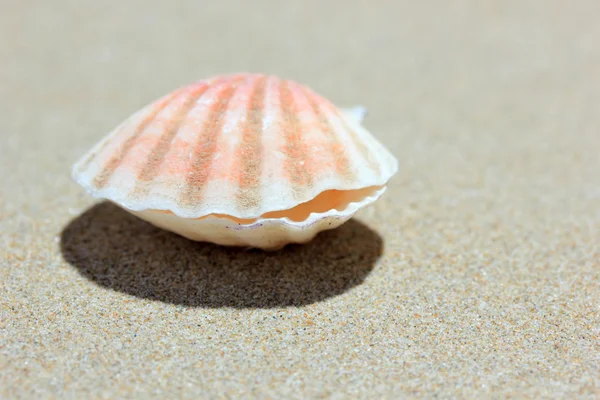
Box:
[72,73,398,250]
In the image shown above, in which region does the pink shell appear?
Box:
[72,73,397,249]
[74,73,397,218]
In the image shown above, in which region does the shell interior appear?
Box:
[149,185,384,224]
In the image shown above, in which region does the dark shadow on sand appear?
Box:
[60,202,383,308]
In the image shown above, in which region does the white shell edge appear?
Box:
[127,186,387,250]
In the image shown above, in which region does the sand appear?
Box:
[2,1,599,398]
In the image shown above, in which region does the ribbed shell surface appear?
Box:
[73,73,398,219]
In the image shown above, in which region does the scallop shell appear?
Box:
[72,73,398,250]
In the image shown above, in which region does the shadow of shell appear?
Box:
[59,201,384,309]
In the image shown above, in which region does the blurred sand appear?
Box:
[1,1,599,398]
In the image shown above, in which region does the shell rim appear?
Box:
[75,175,389,229]
[139,185,389,229]
[71,157,397,220]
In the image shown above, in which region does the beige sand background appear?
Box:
[2,1,600,398]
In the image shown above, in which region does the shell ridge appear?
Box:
[181,76,246,208]
[309,99,371,185]
[352,121,399,177]
[91,89,183,189]
[333,106,383,177]
[279,81,313,197]
[75,118,129,176]
[139,77,244,213]
[193,75,260,217]
[235,75,268,213]
[255,76,291,218]
[301,87,355,184]
[131,83,211,197]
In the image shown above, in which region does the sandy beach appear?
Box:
[2,1,599,398]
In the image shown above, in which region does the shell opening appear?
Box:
[151,185,384,224]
